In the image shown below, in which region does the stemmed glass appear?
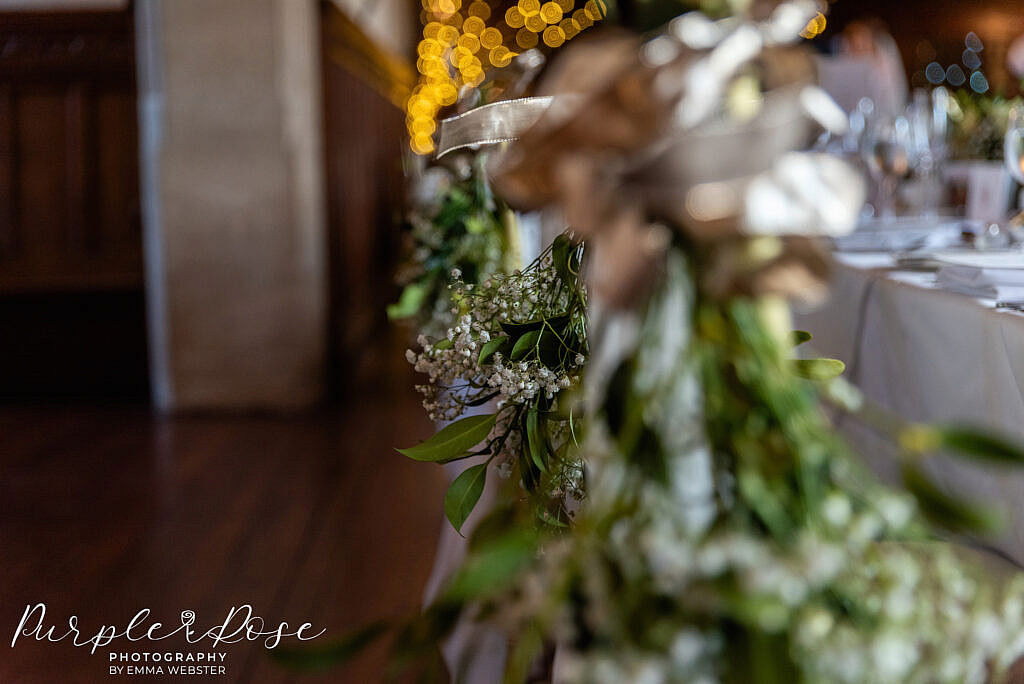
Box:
[863,114,915,219]
[907,88,950,217]
[1002,103,1024,246]
[1004,103,1024,186]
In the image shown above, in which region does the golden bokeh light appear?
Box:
[517,0,541,14]
[542,25,565,48]
[525,13,546,32]
[540,2,563,24]
[505,6,525,28]
[407,0,606,153]
[516,27,539,49]
[799,12,827,40]
[480,26,502,49]
[467,0,491,19]
[462,15,486,34]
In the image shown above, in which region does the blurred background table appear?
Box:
[796,250,1024,565]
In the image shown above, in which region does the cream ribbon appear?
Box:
[436,96,554,158]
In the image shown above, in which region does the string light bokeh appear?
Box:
[407,0,608,155]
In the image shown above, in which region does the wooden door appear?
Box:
[0,5,147,400]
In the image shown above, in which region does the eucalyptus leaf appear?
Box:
[445,463,488,534]
[902,463,1001,533]
[443,531,536,601]
[397,413,496,463]
[935,426,1024,466]
[478,336,510,365]
[791,358,845,381]
[525,405,548,473]
[510,330,541,361]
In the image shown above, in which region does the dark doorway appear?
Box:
[0,5,148,401]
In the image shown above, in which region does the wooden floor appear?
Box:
[0,390,447,683]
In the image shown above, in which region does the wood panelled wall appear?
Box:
[0,6,147,399]
[0,7,140,291]
[320,0,410,398]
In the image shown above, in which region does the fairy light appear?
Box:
[799,12,826,40]
[406,0,607,154]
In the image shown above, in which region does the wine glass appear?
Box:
[1004,103,1024,186]
[1002,103,1024,246]
[863,114,915,220]
[906,88,951,217]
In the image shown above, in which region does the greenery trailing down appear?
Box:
[400,233,589,532]
[388,161,510,338]
[284,245,1024,683]
[451,252,1024,684]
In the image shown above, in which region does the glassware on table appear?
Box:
[1004,102,1024,185]
[906,88,951,217]
[1002,102,1024,247]
[863,113,915,219]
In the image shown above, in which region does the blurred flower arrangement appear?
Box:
[948,90,1024,161]
[282,2,1024,682]
[401,233,587,532]
[388,160,510,338]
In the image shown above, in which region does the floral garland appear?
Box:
[388,160,510,338]
[279,3,1024,682]
[401,234,588,532]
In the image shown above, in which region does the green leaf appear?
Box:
[510,330,541,361]
[525,405,548,473]
[902,463,1001,533]
[445,463,488,534]
[397,414,496,462]
[791,358,845,381]
[465,213,489,234]
[552,233,572,286]
[791,330,812,347]
[500,314,569,339]
[478,336,510,365]
[386,283,428,320]
[935,426,1024,466]
[271,621,390,671]
[443,531,536,601]
[433,338,454,351]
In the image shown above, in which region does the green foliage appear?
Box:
[901,462,1002,533]
[442,530,537,602]
[934,426,1024,466]
[478,335,510,364]
[791,330,812,347]
[386,282,428,320]
[402,234,588,531]
[949,90,1024,161]
[445,463,488,534]
[791,358,845,381]
[397,414,496,463]
[270,621,390,671]
[389,165,507,336]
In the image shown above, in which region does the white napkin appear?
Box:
[935,253,1024,300]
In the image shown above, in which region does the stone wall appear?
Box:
[137,0,327,410]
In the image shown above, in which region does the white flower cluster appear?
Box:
[405,259,584,422]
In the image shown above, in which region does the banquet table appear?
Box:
[795,251,1024,565]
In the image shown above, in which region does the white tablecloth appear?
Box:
[795,253,1024,565]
